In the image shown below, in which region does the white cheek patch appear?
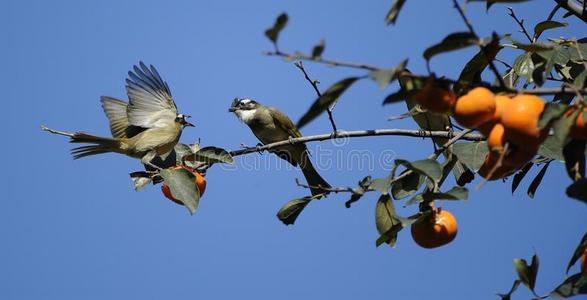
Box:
[236,109,257,124]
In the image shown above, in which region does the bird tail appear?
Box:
[300,152,331,196]
[69,132,122,159]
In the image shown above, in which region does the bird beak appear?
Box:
[184,115,194,127]
[228,107,237,112]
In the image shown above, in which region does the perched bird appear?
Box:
[229,98,331,196]
[69,62,193,167]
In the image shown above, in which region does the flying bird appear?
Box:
[68,62,194,167]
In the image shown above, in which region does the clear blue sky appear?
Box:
[2,0,586,299]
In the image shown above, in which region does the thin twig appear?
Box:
[265,50,378,71]
[452,0,507,88]
[267,49,587,96]
[294,61,338,132]
[295,178,354,194]
[229,129,484,157]
[507,7,533,43]
[433,128,474,158]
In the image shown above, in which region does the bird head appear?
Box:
[175,114,194,128]
[229,98,259,124]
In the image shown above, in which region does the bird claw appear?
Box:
[255,143,265,153]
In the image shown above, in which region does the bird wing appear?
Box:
[125,62,178,128]
[100,96,146,139]
[268,107,302,139]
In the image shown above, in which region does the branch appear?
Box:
[294,61,338,132]
[265,50,378,71]
[229,129,484,157]
[267,50,587,96]
[553,0,587,22]
[507,7,533,43]
[452,0,507,88]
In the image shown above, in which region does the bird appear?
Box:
[229,98,331,196]
[68,62,194,167]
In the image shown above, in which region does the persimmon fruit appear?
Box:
[478,95,510,136]
[453,87,496,129]
[414,82,457,114]
[411,208,458,249]
[569,107,587,140]
[501,94,547,148]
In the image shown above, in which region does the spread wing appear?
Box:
[268,107,302,139]
[125,62,177,128]
[100,96,145,139]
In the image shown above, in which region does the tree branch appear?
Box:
[507,7,533,43]
[452,0,507,88]
[265,50,379,71]
[294,61,338,132]
[553,0,587,22]
[267,49,587,96]
[229,129,484,157]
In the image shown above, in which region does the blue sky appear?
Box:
[2,0,586,299]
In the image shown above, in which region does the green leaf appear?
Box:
[566,233,587,274]
[453,142,489,172]
[513,52,535,82]
[264,13,288,44]
[435,186,469,201]
[551,103,581,150]
[384,0,406,25]
[511,163,533,194]
[405,187,468,206]
[391,170,424,200]
[566,178,587,203]
[375,194,401,247]
[382,88,416,105]
[513,42,554,53]
[549,273,587,298]
[423,32,478,61]
[538,102,568,129]
[368,59,408,89]
[513,254,539,294]
[395,159,442,183]
[160,168,201,215]
[527,162,550,199]
[563,139,586,181]
[276,197,312,225]
[497,280,522,300]
[569,42,587,63]
[369,177,392,194]
[534,20,568,38]
[538,136,564,161]
[297,77,360,129]
[184,146,234,165]
[467,0,532,11]
[311,39,325,59]
[456,41,502,91]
